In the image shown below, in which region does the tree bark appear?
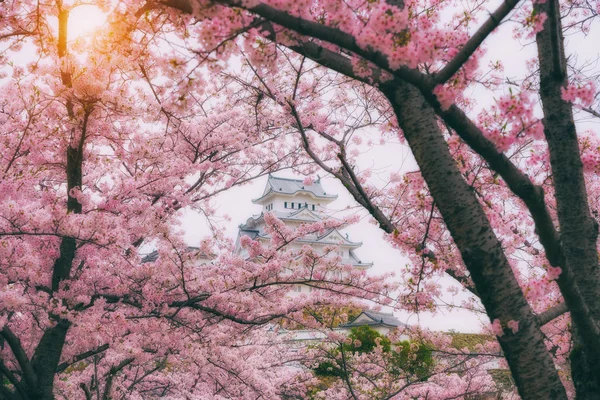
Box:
[535,0,600,394]
[30,320,71,399]
[382,80,567,399]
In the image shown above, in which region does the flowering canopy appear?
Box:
[1,0,600,398]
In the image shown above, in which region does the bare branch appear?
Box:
[0,326,37,389]
[537,302,569,326]
[56,344,110,373]
[581,106,600,119]
[102,357,135,400]
[434,0,521,84]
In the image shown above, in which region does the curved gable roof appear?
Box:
[253,175,337,204]
[340,310,405,328]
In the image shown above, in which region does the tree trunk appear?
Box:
[382,81,567,399]
[535,0,600,394]
[29,320,70,400]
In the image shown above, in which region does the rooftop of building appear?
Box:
[237,224,364,248]
[253,175,338,204]
[339,310,405,329]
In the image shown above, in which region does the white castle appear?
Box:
[235,175,401,334]
[235,175,372,291]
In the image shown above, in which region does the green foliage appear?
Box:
[346,325,391,353]
[388,341,434,380]
[448,332,494,351]
[488,369,514,393]
[313,326,434,381]
[279,305,362,330]
[313,360,342,377]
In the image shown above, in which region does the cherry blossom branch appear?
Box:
[0,326,37,389]
[220,3,577,307]
[125,358,167,393]
[338,344,359,400]
[206,358,266,397]
[269,61,480,297]
[0,30,34,40]
[0,358,27,399]
[286,97,397,234]
[581,106,600,119]
[79,383,92,400]
[421,102,600,343]
[283,74,480,296]
[199,2,568,279]
[56,344,110,373]
[381,81,566,397]
[434,0,521,84]
[534,0,600,374]
[162,0,425,84]
[202,3,573,319]
[102,357,135,400]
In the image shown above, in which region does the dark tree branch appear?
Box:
[0,358,27,399]
[338,344,359,400]
[56,343,110,373]
[434,0,522,84]
[102,357,135,400]
[535,0,600,389]
[381,80,566,398]
[30,319,71,397]
[537,302,568,326]
[0,326,37,389]
[580,106,600,119]
[80,383,93,400]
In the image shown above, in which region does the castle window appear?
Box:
[284,202,288,208]
[312,204,315,211]
[291,202,295,209]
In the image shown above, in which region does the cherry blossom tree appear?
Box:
[2,0,600,398]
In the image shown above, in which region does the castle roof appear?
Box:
[339,310,404,329]
[253,175,337,204]
[242,208,326,229]
[238,214,363,248]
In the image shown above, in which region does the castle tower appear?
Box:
[235,175,372,294]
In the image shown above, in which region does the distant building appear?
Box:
[143,175,403,332]
[236,175,373,295]
[236,175,402,330]
[339,310,404,335]
[281,310,405,344]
